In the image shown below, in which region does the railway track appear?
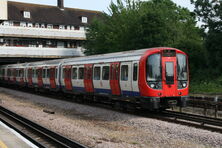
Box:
[1,86,222,134]
[159,110,222,131]
[0,106,88,148]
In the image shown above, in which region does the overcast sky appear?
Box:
[9,0,194,12]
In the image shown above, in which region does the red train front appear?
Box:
[139,48,189,109]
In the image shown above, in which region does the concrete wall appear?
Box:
[0,26,86,40]
[0,46,85,58]
[0,0,8,20]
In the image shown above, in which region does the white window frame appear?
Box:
[3,21,9,26]
[9,21,14,26]
[28,23,33,27]
[79,26,85,31]
[81,17,88,23]
[59,25,65,30]
[35,23,40,28]
[47,24,53,29]
[20,22,26,27]
[23,11,31,18]
[66,25,70,30]
[41,24,45,28]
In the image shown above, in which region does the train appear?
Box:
[0,47,189,110]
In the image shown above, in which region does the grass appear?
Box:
[190,76,222,94]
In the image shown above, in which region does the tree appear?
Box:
[191,0,222,75]
[84,0,205,74]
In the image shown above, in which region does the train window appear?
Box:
[133,63,138,81]
[72,68,77,79]
[93,67,100,80]
[43,69,46,78]
[78,67,84,79]
[102,66,109,80]
[177,54,188,81]
[147,54,161,81]
[165,62,174,84]
[46,69,50,78]
[35,70,38,78]
[121,65,128,81]
[16,70,19,77]
[62,68,65,79]
[55,68,58,79]
[32,69,35,78]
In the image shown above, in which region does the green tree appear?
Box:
[84,0,205,75]
[191,0,222,75]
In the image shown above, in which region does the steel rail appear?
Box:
[162,110,222,127]
[0,106,88,148]
[0,116,46,148]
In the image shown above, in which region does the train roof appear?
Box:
[0,47,184,68]
[61,47,179,65]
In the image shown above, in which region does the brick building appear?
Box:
[0,0,100,59]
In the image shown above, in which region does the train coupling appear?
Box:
[168,100,178,107]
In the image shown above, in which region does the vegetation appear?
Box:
[84,0,222,94]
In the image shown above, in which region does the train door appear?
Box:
[12,69,16,83]
[20,69,25,86]
[162,56,177,96]
[37,68,43,88]
[120,62,133,96]
[55,67,59,89]
[28,68,33,87]
[73,66,85,92]
[110,62,121,95]
[101,64,111,94]
[84,64,94,93]
[32,68,38,87]
[132,61,140,96]
[49,67,57,89]
[15,69,20,84]
[64,66,72,91]
[93,65,101,93]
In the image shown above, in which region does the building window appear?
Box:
[9,21,14,26]
[35,23,39,28]
[81,17,88,23]
[47,24,53,29]
[3,21,9,26]
[41,24,45,28]
[23,11,31,18]
[66,25,70,30]
[20,22,26,27]
[28,23,33,27]
[59,25,65,30]
[80,26,85,31]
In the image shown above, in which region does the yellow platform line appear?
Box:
[0,140,8,148]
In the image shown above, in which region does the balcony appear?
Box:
[0,26,86,40]
[0,46,85,58]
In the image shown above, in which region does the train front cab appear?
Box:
[139,48,189,110]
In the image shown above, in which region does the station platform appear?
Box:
[0,121,38,148]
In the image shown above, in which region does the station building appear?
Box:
[0,0,100,64]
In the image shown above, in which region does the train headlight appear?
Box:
[150,83,155,88]
[182,82,187,88]
[148,82,162,89]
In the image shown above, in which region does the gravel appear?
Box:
[0,87,222,148]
